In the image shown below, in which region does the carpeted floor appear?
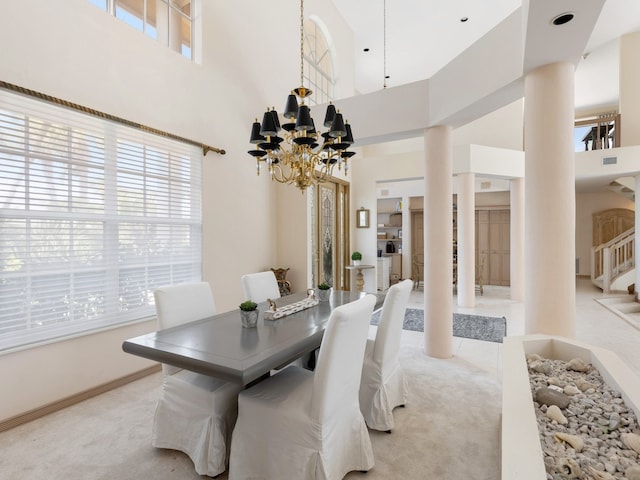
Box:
[371,308,507,343]
[0,344,501,480]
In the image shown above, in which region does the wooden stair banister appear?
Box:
[591,227,635,293]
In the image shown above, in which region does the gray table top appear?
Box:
[122,290,385,385]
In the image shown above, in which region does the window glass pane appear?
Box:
[0,153,26,209]
[116,0,144,31]
[145,0,158,39]
[171,0,190,17]
[88,0,107,10]
[574,126,592,152]
[304,18,335,105]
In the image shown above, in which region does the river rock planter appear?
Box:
[502,335,640,479]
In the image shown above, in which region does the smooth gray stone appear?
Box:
[535,387,571,409]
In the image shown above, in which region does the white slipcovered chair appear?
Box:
[152,282,242,478]
[242,270,309,369]
[240,271,281,304]
[228,294,377,480]
[360,278,413,432]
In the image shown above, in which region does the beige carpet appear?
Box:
[0,345,501,479]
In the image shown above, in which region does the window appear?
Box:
[304,17,336,106]
[574,112,619,152]
[0,89,202,351]
[89,0,195,60]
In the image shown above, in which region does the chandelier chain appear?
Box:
[383,0,387,89]
[300,0,305,88]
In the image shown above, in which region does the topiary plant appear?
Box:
[239,300,258,311]
[351,251,362,261]
[318,282,330,290]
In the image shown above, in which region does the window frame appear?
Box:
[89,0,196,61]
[304,16,336,106]
[0,88,203,352]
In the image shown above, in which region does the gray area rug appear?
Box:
[371,308,507,343]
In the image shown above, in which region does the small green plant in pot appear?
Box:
[239,300,258,328]
[317,282,331,301]
[351,251,362,265]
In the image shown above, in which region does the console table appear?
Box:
[345,264,375,292]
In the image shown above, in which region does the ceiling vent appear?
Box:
[480,181,491,190]
[602,156,617,166]
[380,189,389,197]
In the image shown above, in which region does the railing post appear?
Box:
[603,247,611,294]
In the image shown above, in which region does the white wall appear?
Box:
[0,0,353,422]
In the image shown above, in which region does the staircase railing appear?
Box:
[591,227,635,293]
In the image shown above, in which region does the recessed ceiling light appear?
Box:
[552,12,574,26]
[460,17,469,23]
[363,48,370,52]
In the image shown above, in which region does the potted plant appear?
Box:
[317,282,331,301]
[239,300,259,328]
[351,251,362,266]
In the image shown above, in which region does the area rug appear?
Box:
[371,308,507,343]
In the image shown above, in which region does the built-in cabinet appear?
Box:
[409,196,511,288]
[376,197,403,288]
[377,256,391,290]
[476,209,510,286]
[385,253,402,284]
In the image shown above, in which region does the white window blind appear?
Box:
[0,89,202,351]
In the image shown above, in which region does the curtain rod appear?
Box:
[0,80,225,156]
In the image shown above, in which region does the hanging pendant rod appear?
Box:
[0,80,225,156]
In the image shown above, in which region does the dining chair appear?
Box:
[240,271,281,304]
[228,294,377,480]
[152,282,242,478]
[411,253,424,290]
[475,254,486,296]
[359,278,413,432]
[243,270,310,369]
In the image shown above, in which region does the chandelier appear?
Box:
[247,0,356,192]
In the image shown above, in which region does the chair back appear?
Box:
[241,271,281,304]
[311,294,376,422]
[373,279,412,378]
[154,282,216,375]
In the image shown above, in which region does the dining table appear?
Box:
[122,290,385,386]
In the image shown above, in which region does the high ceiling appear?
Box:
[331,0,640,112]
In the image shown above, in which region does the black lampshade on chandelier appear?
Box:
[248,0,356,192]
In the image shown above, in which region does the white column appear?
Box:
[635,175,640,301]
[424,126,453,359]
[524,62,576,337]
[457,172,475,307]
[510,177,525,302]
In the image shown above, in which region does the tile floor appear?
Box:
[386,277,640,382]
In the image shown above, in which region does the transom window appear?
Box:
[89,0,195,61]
[304,17,336,106]
[0,89,202,352]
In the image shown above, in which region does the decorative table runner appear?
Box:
[264,291,319,320]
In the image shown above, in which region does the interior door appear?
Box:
[411,210,424,269]
[312,180,350,290]
[476,209,510,286]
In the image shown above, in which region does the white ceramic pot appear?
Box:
[317,288,331,302]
